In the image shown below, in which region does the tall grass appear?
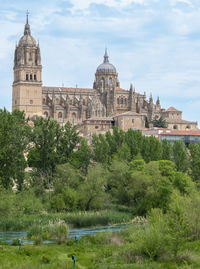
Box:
[0,210,132,231]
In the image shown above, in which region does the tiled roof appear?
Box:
[167,119,197,124]
[167,107,181,112]
[160,129,200,136]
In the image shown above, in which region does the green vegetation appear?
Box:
[2,109,200,267]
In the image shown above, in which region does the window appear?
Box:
[95,126,99,129]
[186,125,190,129]
[109,77,112,84]
[132,119,134,123]
[26,74,28,81]
[173,125,178,129]
[117,98,120,105]
[15,100,17,105]
[30,74,32,80]
[125,98,127,105]
[34,74,37,81]
[58,112,62,118]
[83,99,86,105]
[44,111,48,117]
[30,99,33,104]
[72,112,76,119]
[43,98,46,104]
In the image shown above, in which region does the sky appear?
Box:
[1,0,200,125]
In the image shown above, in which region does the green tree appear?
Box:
[0,109,30,189]
[124,129,143,158]
[92,134,110,164]
[117,142,131,161]
[189,143,200,182]
[153,116,168,128]
[78,164,106,210]
[172,141,189,172]
[27,117,61,189]
[141,136,162,163]
[162,139,172,160]
[72,138,92,174]
[57,122,80,163]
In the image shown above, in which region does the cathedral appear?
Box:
[12,15,197,136]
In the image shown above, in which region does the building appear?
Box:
[12,15,198,136]
[143,128,200,146]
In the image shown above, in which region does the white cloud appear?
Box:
[67,0,146,14]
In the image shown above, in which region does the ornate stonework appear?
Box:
[12,16,198,136]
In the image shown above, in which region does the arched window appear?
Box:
[109,77,112,84]
[173,125,178,129]
[121,98,124,105]
[117,98,120,105]
[30,74,32,80]
[72,112,76,119]
[30,99,33,104]
[186,125,190,129]
[125,98,127,105]
[44,111,48,117]
[26,74,28,81]
[58,112,62,118]
[34,74,37,81]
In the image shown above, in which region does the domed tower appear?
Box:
[93,49,120,116]
[93,49,119,92]
[12,13,42,118]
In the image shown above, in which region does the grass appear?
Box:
[0,234,200,269]
[0,210,132,231]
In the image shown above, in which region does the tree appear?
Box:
[124,129,143,158]
[189,143,200,182]
[172,141,189,172]
[27,117,61,189]
[72,138,92,174]
[78,164,106,210]
[57,122,80,163]
[162,139,172,160]
[141,136,162,163]
[0,109,30,189]
[153,116,168,128]
[92,134,110,164]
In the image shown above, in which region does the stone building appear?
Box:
[12,15,198,136]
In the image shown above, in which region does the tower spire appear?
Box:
[26,10,29,24]
[104,48,109,63]
[24,10,31,35]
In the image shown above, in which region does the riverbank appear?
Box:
[1,231,200,269]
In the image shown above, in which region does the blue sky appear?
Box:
[1,0,200,125]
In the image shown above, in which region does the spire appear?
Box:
[24,10,31,35]
[156,96,160,106]
[149,93,153,103]
[26,10,29,24]
[104,48,109,63]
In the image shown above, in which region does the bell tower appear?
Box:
[12,12,42,118]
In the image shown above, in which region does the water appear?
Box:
[0,224,127,244]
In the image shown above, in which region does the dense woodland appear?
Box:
[1,108,200,267]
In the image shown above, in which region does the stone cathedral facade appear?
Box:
[12,16,197,136]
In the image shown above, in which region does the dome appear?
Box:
[19,34,36,47]
[96,49,116,72]
[18,14,36,47]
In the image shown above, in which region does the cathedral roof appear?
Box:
[42,86,97,94]
[96,49,116,72]
[18,13,36,47]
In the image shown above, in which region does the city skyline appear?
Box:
[1,0,200,125]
